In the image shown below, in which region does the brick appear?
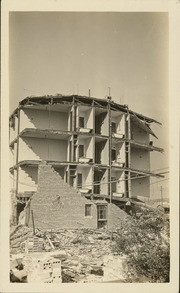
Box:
[28,163,131,231]
[29,164,97,230]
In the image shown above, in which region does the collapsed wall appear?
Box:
[28,163,131,230]
[29,163,97,230]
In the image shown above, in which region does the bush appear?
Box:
[114,209,170,282]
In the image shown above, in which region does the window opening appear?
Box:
[111,176,117,193]
[79,117,85,128]
[111,149,116,162]
[97,205,107,220]
[70,176,75,187]
[65,171,68,183]
[111,122,116,133]
[70,112,73,131]
[73,146,77,161]
[79,145,84,157]
[74,106,77,130]
[69,141,72,161]
[85,204,92,216]
[77,173,83,188]
[97,205,107,228]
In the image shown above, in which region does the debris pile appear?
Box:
[10,212,136,283]
[10,227,129,283]
[10,225,33,254]
[10,207,169,283]
[10,253,62,283]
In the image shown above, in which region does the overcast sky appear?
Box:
[9,12,169,197]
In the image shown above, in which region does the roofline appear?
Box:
[9,94,161,124]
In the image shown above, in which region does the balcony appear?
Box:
[78,127,92,134]
[112,192,125,198]
[112,161,125,168]
[130,140,164,152]
[19,128,71,140]
[78,157,92,163]
[112,133,124,139]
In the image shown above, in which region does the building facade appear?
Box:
[9,95,163,229]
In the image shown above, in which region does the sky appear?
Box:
[9,12,169,198]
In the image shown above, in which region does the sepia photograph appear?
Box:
[1,0,179,292]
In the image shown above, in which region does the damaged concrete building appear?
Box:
[9,95,163,230]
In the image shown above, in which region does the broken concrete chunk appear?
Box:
[10,268,28,282]
[51,250,67,260]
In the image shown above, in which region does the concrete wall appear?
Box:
[130,148,150,171]
[117,143,125,164]
[67,137,72,162]
[85,108,93,129]
[86,137,93,159]
[111,112,125,135]
[130,176,150,198]
[116,172,125,194]
[10,170,16,190]
[29,164,97,229]
[14,143,17,165]
[100,169,109,195]
[131,123,149,144]
[78,106,93,129]
[111,141,125,164]
[10,115,19,142]
[101,112,109,136]
[10,147,15,167]
[67,106,73,131]
[77,166,93,190]
[95,109,109,136]
[125,114,131,139]
[119,114,125,135]
[111,170,125,195]
[20,109,68,132]
[101,140,109,165]
[78,137,93,159]
[9,127,15,143]
[19,137,68,162]
[95,139,108,164]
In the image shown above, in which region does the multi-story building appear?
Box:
[9,95,163,229]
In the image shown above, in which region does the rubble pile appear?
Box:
[10,253,62,283]
[10,225,34,254]
[10,227,129,283]
[54,229,113,282]
[10,211,135,283]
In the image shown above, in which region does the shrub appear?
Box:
[114,209,170,282]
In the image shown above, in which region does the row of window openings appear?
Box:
[70,116,85,129]
[85,204,107,220]
[73,117,147,140]
[73,145,121,161]
[79,147,142,161]
[72,116,119,133]
[10,116,120,137]
[74,173,119,193]
[71,171,143,192]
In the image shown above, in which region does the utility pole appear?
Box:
[108,87,111,97]
[31,210,35,235]
[160,186,163,206]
